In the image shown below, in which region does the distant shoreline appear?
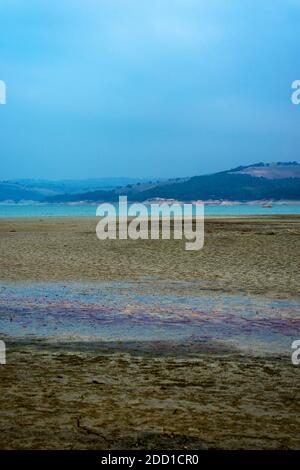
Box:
[2,201,300,218]
[1,199,300,206]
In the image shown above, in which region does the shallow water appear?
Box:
[1,202,300,218]
[0,281,299,355]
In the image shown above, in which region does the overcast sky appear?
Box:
[1,0,300,179]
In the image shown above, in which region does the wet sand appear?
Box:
[0,216,299,449]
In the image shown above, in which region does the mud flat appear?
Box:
[0,339,299,450]
[0,217,299,449]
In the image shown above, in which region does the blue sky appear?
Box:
[0,0,300,179]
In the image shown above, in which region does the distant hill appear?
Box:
[2,162,300,203]
[229,162,300,179]
[0,177,154,202]
[47,189,118,203]
[130,172,300,202]
[11,177,151,194]
[0,182,46,202]
[45,162,300,203]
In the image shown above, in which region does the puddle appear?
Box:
[0,281,299,355]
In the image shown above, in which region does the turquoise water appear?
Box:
[1,203,300,218]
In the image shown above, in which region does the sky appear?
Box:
[0,0,300,179]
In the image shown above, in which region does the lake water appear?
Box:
[1,203,300,218]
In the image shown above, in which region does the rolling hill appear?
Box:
[46,162,300,203]
[0,182,46,202]
[2,162,300,203]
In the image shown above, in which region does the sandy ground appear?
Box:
[0,216,299,449]
[0,216,300,297]
[0,341,299,450]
